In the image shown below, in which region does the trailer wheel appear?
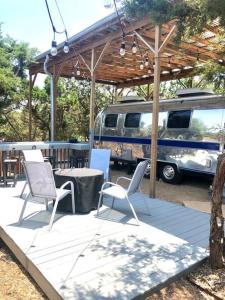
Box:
[159,163,182,184]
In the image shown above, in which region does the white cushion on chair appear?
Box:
[101,186,128,199]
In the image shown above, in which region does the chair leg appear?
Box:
[45,199,49,211]
[20,181,27,198]
[48,198,58,231]
[97,193,103,216]
[18,192,30,224]
[111,197,115,209]
[126,195,140,226]
[70,182,75,214]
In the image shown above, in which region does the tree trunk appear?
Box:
[209,153,225,269]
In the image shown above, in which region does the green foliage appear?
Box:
[122,0,225,42]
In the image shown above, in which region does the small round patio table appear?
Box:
[54,168,104,213]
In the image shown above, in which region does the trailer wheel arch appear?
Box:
[158,162,182,184]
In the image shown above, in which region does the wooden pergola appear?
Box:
[29,11,225,197]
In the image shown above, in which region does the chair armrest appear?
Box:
[116,176,131,184]
[100,181,125,193]
[60,181,74,190]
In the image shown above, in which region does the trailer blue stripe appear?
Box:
[94,135,220,151]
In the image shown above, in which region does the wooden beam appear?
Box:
[116,67,195,88]
[79,54,91,73]
[94,41,111,72]
[134,30,156,55]
[159,25,176,53]
[150,25,161,198]
[29,17,152,74]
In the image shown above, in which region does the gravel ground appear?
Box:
[0,169,224,300]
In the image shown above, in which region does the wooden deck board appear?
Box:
[0,182,210,300]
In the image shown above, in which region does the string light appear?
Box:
[120,37,126,56]
[104,0,120,9]
[105,0,125,57]
[104,0,112,8]
[51,40,57,56]
[63,41,69,53]
[132,35,137,54]
[140,61,144,70]
[145,57,149,67]
[76,65,81,76]
[45,0,70,56]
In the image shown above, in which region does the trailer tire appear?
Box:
[159,163,182,184]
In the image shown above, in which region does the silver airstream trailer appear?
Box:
[94,89,225,183]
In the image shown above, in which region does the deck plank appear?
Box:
[0,184,210,300]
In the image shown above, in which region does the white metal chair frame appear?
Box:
[19,161,75,231]
[97,160,148,225]
[20,149,59,198]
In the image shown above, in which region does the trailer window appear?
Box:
[105,114,118,128]
[167,110,191,128]
[125,113,141,128]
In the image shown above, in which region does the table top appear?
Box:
[55,168,103,178]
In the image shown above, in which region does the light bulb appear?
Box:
[132,41,137,54]
[148,69,151,74]
[63,41,69,53]
[120,41,125,56]
[145,58,149,67]
[76,68,81,76]
[104,0,112,9]
[140,62,144,70]
[50,40,57,56]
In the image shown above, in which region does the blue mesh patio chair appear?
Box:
[90,149,111,181]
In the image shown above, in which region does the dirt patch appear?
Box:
[147,260,225,300]
[0,239,47,300]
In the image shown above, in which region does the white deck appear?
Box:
[0,182,209,300]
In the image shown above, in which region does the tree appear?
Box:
[0,25,38,141]
[123,0,225,42]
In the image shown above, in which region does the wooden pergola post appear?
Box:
[28,72,37,141]
[150,25,161,197]
[135,24,176,197]
[80,42,110,148]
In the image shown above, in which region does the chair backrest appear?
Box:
[127,160,148,195]
[23,149,44,162]
[121,149,132,160]
[90,149,111,181]
[23,161,57,199]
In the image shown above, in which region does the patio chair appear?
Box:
[90,149,111,181]
[97,160,149,225]
[18,161,75,231]
[20,150,45,197]
[23,149,45,162]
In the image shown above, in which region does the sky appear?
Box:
[0,0,112,53]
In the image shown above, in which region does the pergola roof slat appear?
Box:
[29,11,225,87]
